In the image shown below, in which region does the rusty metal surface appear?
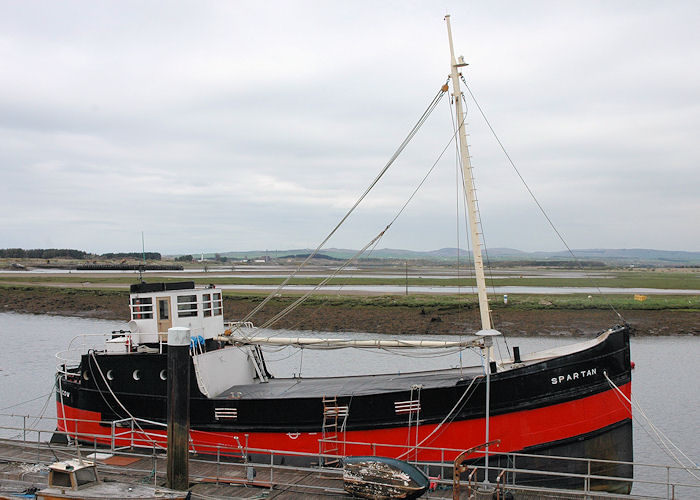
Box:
[452,440,500,500]
[343,457,428,499]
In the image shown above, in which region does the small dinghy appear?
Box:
[343,456,429,500]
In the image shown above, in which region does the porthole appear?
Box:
[132,370,141,381]
[160,370,167,381]
[82,371,89,381]
[106,370,114,381]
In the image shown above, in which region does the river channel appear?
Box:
[0,312,697,496]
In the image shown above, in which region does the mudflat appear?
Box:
[0,286,697,336]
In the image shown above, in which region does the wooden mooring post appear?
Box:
[166,326,190,491]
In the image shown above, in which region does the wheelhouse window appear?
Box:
[177,294,198,317]
[213,292,222,316]
[202,293,212,317]
[131,297,153,319]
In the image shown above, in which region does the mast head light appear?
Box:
[477,329,502,347]
[476,329,502,337]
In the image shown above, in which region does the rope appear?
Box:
[460,74,624,323]
[450,81,512,363]
[58,376,69,440]
[373,347,475,359]
[603,371,699,480]
[455,92,510,359]
[239,82,448,326]
[0,391,53,411]
[396,374,482,459]
[255,84,461,332]
[88,351,127,420]
[274,227,387,333]
[449,90,477,302]
[406,385,416,451]
[254,84,501,349]
[259,226,391,329]
[1,380,57,440]
[190,492,250,500]
[88,351,164,449]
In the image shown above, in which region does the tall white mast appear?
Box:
[445,15,492,332]
[446,15,498,485]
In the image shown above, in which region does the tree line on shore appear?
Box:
[0,248,162,260]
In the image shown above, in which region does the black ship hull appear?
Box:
[56,326,633,493]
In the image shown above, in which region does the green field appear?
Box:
[1,283,698,312]
[0,270,699,289]
[218,291,700,311]
[0,267,698,313]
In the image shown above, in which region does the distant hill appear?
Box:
[278,253,343,261]
[525,248,700,265]
[180,247,700,266]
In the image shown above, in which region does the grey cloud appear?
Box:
[0,1,698,254]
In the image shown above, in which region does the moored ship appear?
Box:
[56,279,632,492]
[55,15,633,493]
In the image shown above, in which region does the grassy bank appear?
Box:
[223,290,700,311]
[2,269,699,288]
[1,284,698,312]
[1,285,697,336]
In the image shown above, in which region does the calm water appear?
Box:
[0,312,697,495]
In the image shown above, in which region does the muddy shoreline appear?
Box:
[1,286,697,336]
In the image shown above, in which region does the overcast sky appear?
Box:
[1,1,698,255]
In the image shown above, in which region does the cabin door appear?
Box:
[157,297,172,334]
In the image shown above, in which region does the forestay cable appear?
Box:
[239,83,449,326]
[256,88,467,332]
[260,226,391,329]
[460,75,624,322]
[604,371,699,481]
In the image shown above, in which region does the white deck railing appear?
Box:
[0,411,697,499]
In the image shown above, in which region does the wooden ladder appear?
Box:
[321,395,341,467]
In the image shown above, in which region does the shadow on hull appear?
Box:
[445,419,633,494]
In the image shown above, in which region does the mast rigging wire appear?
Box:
[604,371,699,481]
[254,82,467,332]
[259,227,391,330]
[238,82,449,326]
[458,94,510,357]
[450,85,512,358]
[460,74,623,322]
[274,217,388,333]
[396,374,482,459]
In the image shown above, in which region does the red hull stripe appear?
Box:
[57,382,631,462]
